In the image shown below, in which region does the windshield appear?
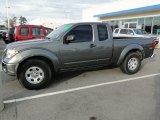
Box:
[46,24,73,39]
[133,29,148,35]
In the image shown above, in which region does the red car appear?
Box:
[14,25,53,41]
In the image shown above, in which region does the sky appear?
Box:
[0,0,115,23]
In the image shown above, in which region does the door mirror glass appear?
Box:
[66,35,75,42]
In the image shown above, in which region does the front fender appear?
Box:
[8,48,60,72]
[117,44,144,65]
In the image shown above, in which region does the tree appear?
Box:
[19,16,27,25]
[5,16,17,28]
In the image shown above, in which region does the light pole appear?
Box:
[6,0,10,30]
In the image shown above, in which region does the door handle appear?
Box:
[90,44,96,48]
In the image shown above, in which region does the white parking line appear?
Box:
[3,73,160,104]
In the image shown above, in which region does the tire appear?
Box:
[120,52,141,74]
[18,59,52,90]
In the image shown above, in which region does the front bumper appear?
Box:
[2,61,17,76]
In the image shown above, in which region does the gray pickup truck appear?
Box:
[2,22,156,89]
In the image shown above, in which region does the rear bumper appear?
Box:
[2,61,17,76]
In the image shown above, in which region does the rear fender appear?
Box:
[117,44,144,65]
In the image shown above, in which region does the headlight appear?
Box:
[6,49,18,59]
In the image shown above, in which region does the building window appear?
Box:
[153,16,160,35]
[109,21,119,31]
[145,17,153,34]
[138,18,145,30]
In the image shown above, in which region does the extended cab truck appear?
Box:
[2,22,156,89]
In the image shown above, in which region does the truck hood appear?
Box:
[6,38,58,50]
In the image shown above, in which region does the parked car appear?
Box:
[113,28,159,44]
[1,27,15,44]
[0,29,7,39]
[1,31,8,43]
[113,28,155,37]
[14,25,53,42]
[2,22,155,89]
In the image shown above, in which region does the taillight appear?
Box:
[152,39,156,49]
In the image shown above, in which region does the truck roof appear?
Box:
[15,25,53,29]
[69,22,105,25]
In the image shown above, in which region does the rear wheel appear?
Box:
[120,52,141,74]
[18,59,52,89]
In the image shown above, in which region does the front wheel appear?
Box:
[120,52,141,74]
[18,59,52,90]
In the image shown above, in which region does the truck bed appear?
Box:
[111,37,154,64]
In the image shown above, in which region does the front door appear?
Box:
[60,24,99,69]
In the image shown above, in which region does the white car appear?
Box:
[113,28,156,38]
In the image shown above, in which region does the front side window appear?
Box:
[120,29,128,34]
[128,30,134,35]
[133,29,146,35]
[32,28,43,36]
[20,28,29,36]
[97,24,108,41]
[66,25,93,43]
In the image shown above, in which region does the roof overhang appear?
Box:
[94,4,160,18]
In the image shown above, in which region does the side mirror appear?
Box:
[66,35,75,42]
[130,33,134,35]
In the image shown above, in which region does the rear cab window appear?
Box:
[114,29,119,34]
[97,24,108,41]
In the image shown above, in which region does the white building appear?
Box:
[83,0,160,35]
[29,17,80,29]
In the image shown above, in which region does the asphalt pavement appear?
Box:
[0,39,160,120]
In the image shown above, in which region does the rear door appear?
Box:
[31,27,45,39]
[96,24,113,65]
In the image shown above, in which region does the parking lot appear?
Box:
[1,39,160,120]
